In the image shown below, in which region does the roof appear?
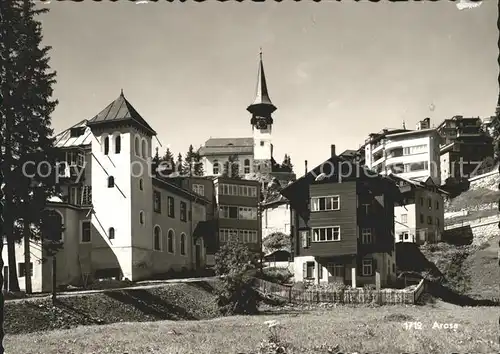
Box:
[199,137,254,156]
[247,51,277,115]
[386,128,440,139]
[153,177,212,204]
[87,91,156,136]
[280,154,399,205]
[386,173,449,195]
[54,120,93,148]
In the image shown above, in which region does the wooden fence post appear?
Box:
[288,287,292,303]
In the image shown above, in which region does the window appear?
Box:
[213,160,220,175]
[167,229,175,253]
[108,176,114,188]
[312,226,340,242]
[260,141,264,146]
[70,127,85,137]
[219,205,238,219]
[141,139,147,158]
[436,217,440,227]
[180,201,187,222]
[435,201,439,210]
[239,230,258,243]
[18,262,33,277]
[427,216,432,224]
[244,159,250,174]
[392,263,396,273]
[139,178,143,191]
[104,136,109,155]
[419,213,424,223]
[403,144,427,155]
[180,233,186,255]
[109,227,115,240]
[362,258,373,276]
[327,263,344,278]
[135,136,140,156]
[403,232,409,240]
[401,214,408,224]
[192,184,205,196]
[361,203,371,214]
[81,220,91,243]
[168,197,175,218]
[404,161,428,172]
[153,191,161,213]
[303,262,315,279]
[115,135,121,154]
[139,211,144,225]
[238,207,257,220]
[428,198,432,208]
[219,229,238,242]
[361,228,372,244]
[153,226,161,251]
[311,196,340,212]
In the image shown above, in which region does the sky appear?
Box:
[39,0,498,175]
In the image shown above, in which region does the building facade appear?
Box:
[437,116,493,182]
[387,174,446,245]
[281,150,401,288]
[214,177,262,254]
[364,119,442,186]
[5,92,212,293]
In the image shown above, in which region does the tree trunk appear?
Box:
[23,218,32,294]
[51,255,56,304]
[4,200,19,292]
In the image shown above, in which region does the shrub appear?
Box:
[258,320,289,354]
[214,237,261,315]
[261,267,293,285]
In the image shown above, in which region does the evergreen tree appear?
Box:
[1,0,59,293]
[183,144,195,176]
[159,147,175,175]
[176,153,184,175]
[193,146,204,176]
[223,155,240,179]
[281,154,293,172]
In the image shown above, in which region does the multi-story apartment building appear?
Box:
[437,116,493,182]
[281,148,401,288]
[387,174,446,244]
[214,177,262,254]
[4,92,213,293]
[364,119,442,185]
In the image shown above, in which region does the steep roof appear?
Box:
[247,50,277,115]
[199,137,254,156]
[54,120,93,148]
[87,91,156,136]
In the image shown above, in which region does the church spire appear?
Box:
[247,49,277,115]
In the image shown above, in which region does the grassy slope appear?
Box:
[5,303,499,354]
[5,281,221,335]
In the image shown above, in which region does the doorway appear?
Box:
[327,263,345,283]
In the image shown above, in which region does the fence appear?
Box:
[255,278,425,305]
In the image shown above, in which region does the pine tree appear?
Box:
[193,146,204,176]
[1,0,58,293]
[176,153,184,175]
[183,144,195,176]
[159,147,175,175]
[223,155,240,179]
[281,154,293,172]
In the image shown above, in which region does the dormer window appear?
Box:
[108,176,115,188]
[70,127,85,138]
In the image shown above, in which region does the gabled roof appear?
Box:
[87,91,156,136]
[54,119,93,148]
[199,137,254,156]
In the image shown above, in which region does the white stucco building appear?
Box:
[4,92,212,293]
[364,118,442,186]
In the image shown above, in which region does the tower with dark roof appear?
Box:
[87,90,156,280]
[248,49,275,174]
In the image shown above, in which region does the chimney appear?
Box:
[331,144,336,157]
[305,160,308,175]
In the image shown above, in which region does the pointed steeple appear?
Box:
[247,49,277,115]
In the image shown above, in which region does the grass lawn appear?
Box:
[5,302,499,354]
[444,208,498,226]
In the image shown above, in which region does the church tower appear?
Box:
[248,50,276,174]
